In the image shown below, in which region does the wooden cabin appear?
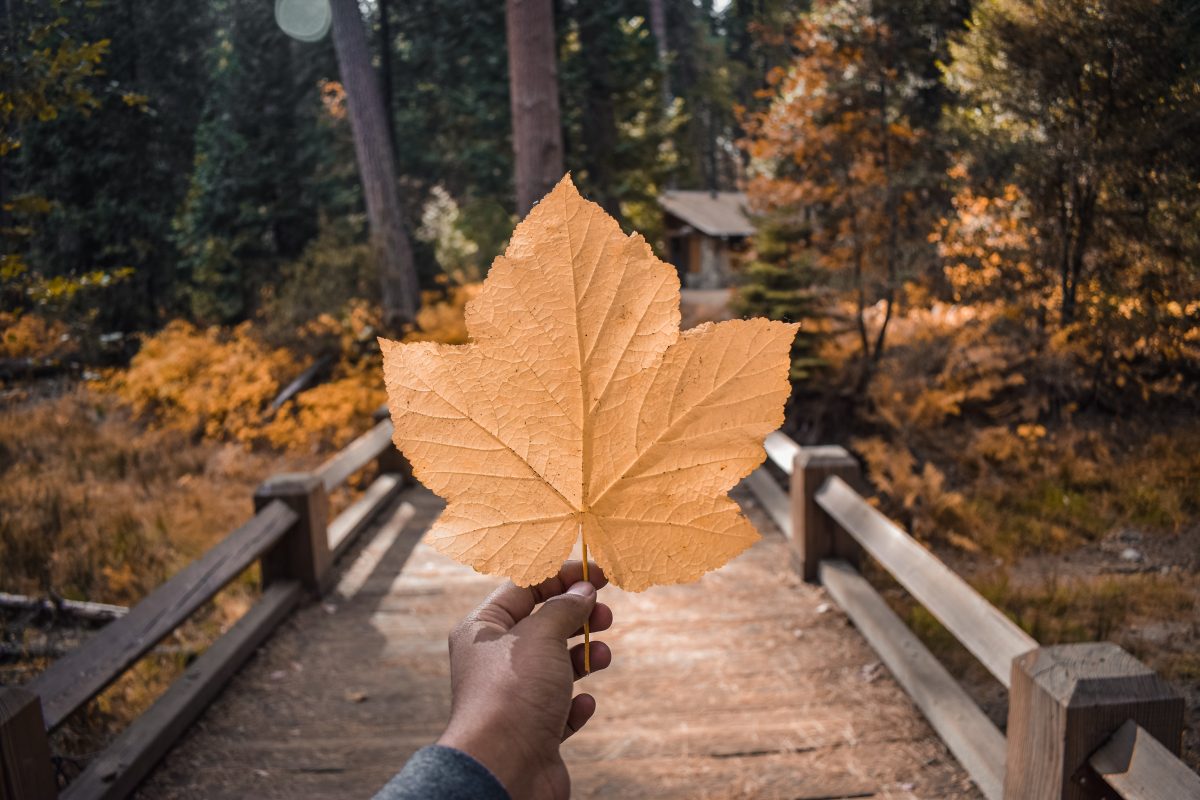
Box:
[659,190,754,289]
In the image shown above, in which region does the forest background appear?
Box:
[1,0,1198,771]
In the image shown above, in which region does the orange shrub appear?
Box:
[107,320,293,443]
[406,283,482,345]
[0,312,71,359]
[262,371,385,452]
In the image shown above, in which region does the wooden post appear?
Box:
[0,688,56,800]
[791,445,863,583]
[372,406,410,481]
[1004,642,1185,800]
[375,445,411,483]
[254,473,332,596]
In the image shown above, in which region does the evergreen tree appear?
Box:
[8,0,215,329]
[666,0,737,191]
[175,0,325,324]
[733,215,824,380]
[381,0,514,272]
[559,0,673,232]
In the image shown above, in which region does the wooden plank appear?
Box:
[1089,720,1200,800]
[763,431,801,475]
[0,688,56,800]
[327,474,405,559]
[334,501,417,599]
[820,559,1006,800]
[816,476,1036,686]
[317,419,394,492]
[743,467,791,539]
[30,501,298,731]
[62,580,303,800]
[1005,644,1185,800]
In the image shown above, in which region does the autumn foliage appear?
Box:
[740,3,944,390]
[738,0,1200,567]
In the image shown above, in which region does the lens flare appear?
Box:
[275,0,332,43]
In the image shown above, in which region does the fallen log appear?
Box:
[0,592,128,622]
[269,355,334,412]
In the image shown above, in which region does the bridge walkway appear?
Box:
[138,485,979,800]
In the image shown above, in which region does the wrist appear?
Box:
[438,720,533,798]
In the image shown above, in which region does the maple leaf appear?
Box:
[381,176,798,591]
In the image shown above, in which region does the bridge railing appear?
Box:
[1,413,404,800]
[745,432,1199,800]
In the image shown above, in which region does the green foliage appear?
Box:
[6,0,217,331]
[665,0,743,192]
[260,216,375,344]
[560,0,675,230]
[174,0,333,324]
[733,215,824,380]
[383,0,514,206]
[0,4,109,157]
[378,0,755,263]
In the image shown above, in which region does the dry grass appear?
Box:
[872,518,1200,771]
[0,385,329,763]
[0,388,308,601]
[955,421,1200,561]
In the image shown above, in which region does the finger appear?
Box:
[570,640,611,679]
[529,560,608,603]
[562,693,596,741]
[517,581,596,640]
[570,602,613,638]
[475,561,607,631]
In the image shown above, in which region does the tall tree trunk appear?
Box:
[377,0,398,159]
[506,0,564,217]
[329,0,419,330]
[648,0,671,107]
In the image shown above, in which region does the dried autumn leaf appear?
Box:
[381,176,797,591]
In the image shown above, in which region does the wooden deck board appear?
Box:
[137,485,981,799]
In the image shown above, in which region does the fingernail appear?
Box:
[567,581,595,598]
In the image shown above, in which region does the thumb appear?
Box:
[519,582,596,640]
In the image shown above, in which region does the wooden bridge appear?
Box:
[3,416,1198,800]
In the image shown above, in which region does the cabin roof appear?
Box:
[659,190,755,238]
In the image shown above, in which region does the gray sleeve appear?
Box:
[371,745,511,800]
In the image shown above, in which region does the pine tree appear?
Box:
[733,215,824,381]
[174,0,322,324]
[558,0,673,233]
[8,0,216,329]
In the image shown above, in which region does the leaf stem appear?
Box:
[580,529,591,675]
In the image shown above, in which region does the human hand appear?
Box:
[437,561,613,800]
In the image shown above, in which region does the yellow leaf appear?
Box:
[381,176,797,591]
